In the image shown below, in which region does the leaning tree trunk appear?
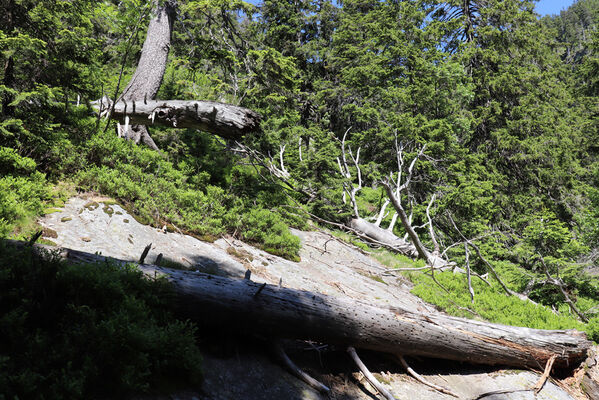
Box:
[10,239,592,372]
[118,0,176,150]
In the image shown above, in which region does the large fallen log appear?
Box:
[91,97,261,140]
[6,239,592,371]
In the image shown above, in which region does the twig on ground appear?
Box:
[347,347,397,400]
[396,354,459,397]
[274,341,330,393]
[533,354,557,394]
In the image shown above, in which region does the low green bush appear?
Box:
[235,207,301,261]
[77,130,303,260]
[0,246,202,399]
[0,173,49,237]
[409,270,599,341]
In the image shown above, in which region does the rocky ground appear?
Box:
[38,195,596,400]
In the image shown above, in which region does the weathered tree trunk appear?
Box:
[117,0,176,149]
[9,239,592,372]
[582,348,599,399]
[349,218,418,257]
[92,98,260,140]
[349,218,451,268]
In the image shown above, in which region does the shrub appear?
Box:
[0,246,202,399]
[0,173,49,237]
[77,130,303,260]
[236,207,301,261]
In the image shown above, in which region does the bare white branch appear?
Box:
[335,127,362,218]
[347,347,397,400]
[375,199,390,227]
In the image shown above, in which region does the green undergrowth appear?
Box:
[330,229,599,342]
[409,271,585,327]
[0,173,50,238]
[409,269,599,342]
[76,130,302,261]
[0,245,203,399]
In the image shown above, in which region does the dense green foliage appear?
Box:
[0,246,202,399]
[410,270,599,342]
[1,0,599,394]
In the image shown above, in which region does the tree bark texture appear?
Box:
[92,98,260,140]
[7,239,592,372]
[117,0,176,149]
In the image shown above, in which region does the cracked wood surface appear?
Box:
[7,241,591,370]
[92,98,261,139]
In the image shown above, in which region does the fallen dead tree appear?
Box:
[91,97,261,140]
[7,239,592,372]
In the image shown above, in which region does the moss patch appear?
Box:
[158,257,191,271]
[84,201,99,211]
[367,274,387,285]
[226,246,254,262]
[42,227,58,238]
[102,204,114,217]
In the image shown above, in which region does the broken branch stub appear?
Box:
[91,98,261,140]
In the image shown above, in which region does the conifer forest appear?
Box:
[1,0,599,398]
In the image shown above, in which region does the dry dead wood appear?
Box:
[348,347,397,400]
[92,98,260,140]
[5,239,592,372]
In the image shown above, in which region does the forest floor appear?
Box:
[38,195,595,400]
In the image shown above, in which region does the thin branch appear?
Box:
[425,194,440,255]
[374,199,390,227]
[538,257,588,322]
[347,347,397,400]
[382,180,427,260]
[274,341,330,393]
[103,4,151,133]
[465,243,474,303]
[533,354,557,394]
[335,128,362,218]
[396,354,458,397]
[448,215,513,296]
[440,232,502,258]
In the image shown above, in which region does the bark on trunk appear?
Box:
[92,98,260,140]
[117,0,176,149]
[8,239,592,372]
